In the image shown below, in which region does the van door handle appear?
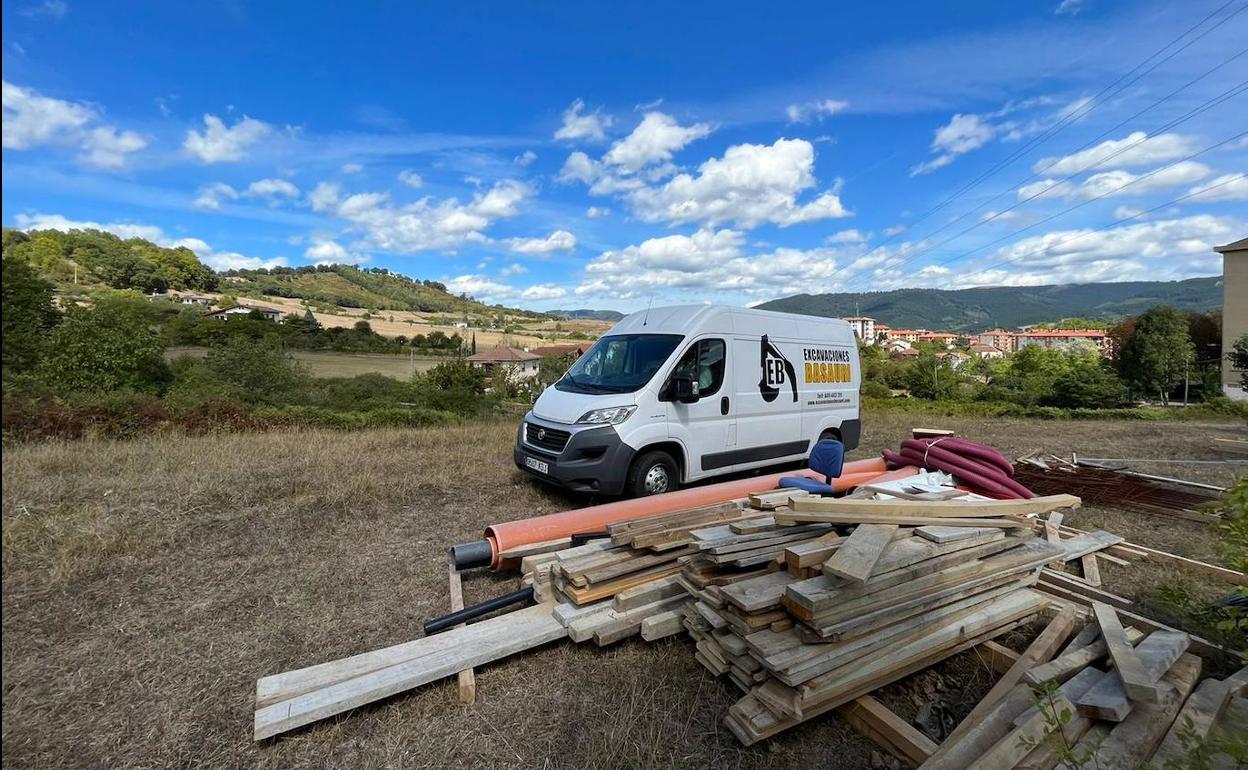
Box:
[720,396,730,415]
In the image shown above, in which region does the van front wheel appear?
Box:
[626,450,678,497]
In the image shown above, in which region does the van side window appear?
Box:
[673,339,726,397]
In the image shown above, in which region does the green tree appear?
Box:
[1230,334,1248,390]
[204,337,310,405]
[36,299,170,393]
[904,352,961,400]
[1043,355,1127,409]
[2,257,61,374]
[1117,305,1195,404]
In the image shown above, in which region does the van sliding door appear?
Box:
[724,336,805,471]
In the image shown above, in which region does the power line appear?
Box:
[924,165,1245,286]
[837,78,1248,289]
[816,0,1246,288]
[833,48,1248,289]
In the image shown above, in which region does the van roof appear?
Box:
[608,304,852,338]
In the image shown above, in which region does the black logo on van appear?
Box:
[759,334,798,403]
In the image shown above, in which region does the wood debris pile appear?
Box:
[253,437,1247,769]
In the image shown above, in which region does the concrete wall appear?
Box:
[1222,243,1247,401]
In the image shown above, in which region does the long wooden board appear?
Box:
[447,562,477,705]
[1076,629,1190,721]
[777,512,1030,528]
[1091,603,1167,705]
[789,493,1081,517]
[822,524,897,583]
[253,603,565,740]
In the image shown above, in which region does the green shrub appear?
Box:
[861,380,893,400]
[203,337,311,405]
[36,299,171,395]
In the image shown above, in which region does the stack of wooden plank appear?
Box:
[920,600,1248,770]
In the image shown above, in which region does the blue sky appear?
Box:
[3,0,1246,312]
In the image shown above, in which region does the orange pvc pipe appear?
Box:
[487,456,894,569]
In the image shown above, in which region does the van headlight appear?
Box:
[577,406,637,425]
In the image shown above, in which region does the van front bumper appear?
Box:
[513,414,635,496]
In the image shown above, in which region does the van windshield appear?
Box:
[556,334,684,394]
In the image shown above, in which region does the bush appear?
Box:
[36,299,171,395]
[1043,361,1127,409]
[861,380,893,399]
[412,359,497,416]
[2,257,60,374]
[203,337,311,405]
[305,373,419,411]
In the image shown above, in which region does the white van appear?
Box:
[514,305,862,497]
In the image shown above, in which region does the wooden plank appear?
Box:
[253,604,565,740]
[1013,665,1104,728]
[1150,676,1233,768]
[611,574,685,611]
[789,493,1081,517]
[1039,570,1134,609]
[1033,582,1241,661]
[561,562,684,604]
[1092,602,1165,705]
[640,609,685,641]
[838,695,937,768]
[1056,524,1248,586]
[748,489,809,510]
[1043,511,1063,546]
[979,640,1020,676]
[915,525,998,544]
[776,511,1031,528]
[1076,629,1190,721]
[1058,621,1101,657]
[919,684,1035,770]
[822,524,898,583]
[1079,553,1101,586]
[498,536,573,561]
[965,693,1076,770]
[729,516,777,534]
[1091,653,1203,769]
[1024,626,1145,686]
[939,608,1076,749]
[447,563,477,705]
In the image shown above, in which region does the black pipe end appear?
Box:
[451,539,494,571]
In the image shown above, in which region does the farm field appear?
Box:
[189,291,614,347]
[166,346,449,379]
[2,412,1245,768]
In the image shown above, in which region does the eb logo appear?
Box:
[758,335,798,403]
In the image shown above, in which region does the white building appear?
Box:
[841,316,876,344]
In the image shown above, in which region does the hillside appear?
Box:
[221,265,548,317]
[545,308,626,321]
[756,277,1222,331]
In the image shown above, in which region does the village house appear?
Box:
[882,338,912,354]
[466,347,541,381]
[942,350,972,370]
[969,343,1005,360]
[918,331,959,349]
[1217,237,1247,400]
[975,328,1017,353]
[885,328,923,344]
[530,344,587,359]
[204,305,284,322]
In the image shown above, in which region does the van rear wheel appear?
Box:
[626,450,678,497]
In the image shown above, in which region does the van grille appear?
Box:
[525,423,570,454]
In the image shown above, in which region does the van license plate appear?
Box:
[525,456,549,474]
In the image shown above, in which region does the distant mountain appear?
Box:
[756,277,1222,332]
[546,308,626,321]
[221,264,549,317]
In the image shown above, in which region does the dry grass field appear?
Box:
[166,346,448,379]
[2,412,1245,768]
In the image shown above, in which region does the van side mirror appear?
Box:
[671,374,700,404]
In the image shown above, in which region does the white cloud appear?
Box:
[1113,205,1145,220]
[558,151,600,185]
[554,98,612,142]
[183,113,272,163]
[586,206,611,218]
[505,229,577,255]
[602,112,711,173]
[786,98,850,123]
[911,113,995,176]
[1018,161,1209,201]
[340,162,364,174]
[315,179,532,253]
[244,177,301,201]
[979,210,1021,223]
[884,224,908,236]
[444,274,517,302]
[628,138,849,228]
[20,0,67,19]
[78,125,147,169]
[574,227,884,301]
[2,80,146,168]
[499,263,528,278]
[1032,132,1199,175]
[826,229,867,244]
[304,237,366,265]
[193,182,240,211]
[1186,172,1248,203]
[14,212,287,271]
[1055,0,1084,15]
[514,150,537,167]
[952,214,1238,287]
[397,169,423,188]
[521,284,567,301]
